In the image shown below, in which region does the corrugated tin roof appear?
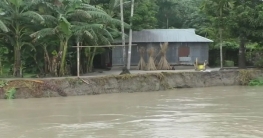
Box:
[115,29,213,43]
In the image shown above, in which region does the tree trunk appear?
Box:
[127,0,134,70]
[13,46,21,77]
[59,39,68,76]
[86,47,97,73]
[89,47,97,72]
[43,45,51,74]
[238,37,246,69]
[33,54,44,75]
[120,0,126,67]
[85,47,91,72]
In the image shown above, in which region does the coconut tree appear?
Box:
[0,0,45,77]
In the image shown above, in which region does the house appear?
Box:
[111,29,213,67]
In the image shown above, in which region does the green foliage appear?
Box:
[157,0,193,28]
[5,87,16,99]
[1,0,263,77]
[249,78,263,86]
[0,80,8,87]
[52,50,58,56]
[0,80,16,99]
[0,0,125,77]
[0,0,45,77]
[211,41,238,50]
[0,20,8,32]
[130,0,158,30]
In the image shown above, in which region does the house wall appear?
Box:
[112,42,209,66]
[188,42,209,63]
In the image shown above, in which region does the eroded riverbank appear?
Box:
[0,69,262,99]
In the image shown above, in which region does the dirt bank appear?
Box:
[0,70,262,99]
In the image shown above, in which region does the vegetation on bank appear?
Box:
[238,70,263,86]
[0,79,67,99]
[0,80,16,99]
[249,78,263,86]
[0,0,263,78]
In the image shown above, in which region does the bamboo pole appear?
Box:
[77,42,80,77]
[71,44,137,48]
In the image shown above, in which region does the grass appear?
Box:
[248,78,263,86]
[5,88,16,99]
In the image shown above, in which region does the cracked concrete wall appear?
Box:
[1,70,262,99]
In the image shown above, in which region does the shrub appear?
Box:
[224,60,234,67]
[5,88,16,99]
[248,78,263,86]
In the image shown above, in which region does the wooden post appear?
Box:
[77,42,80,77]
[219,28,223,69]
[127,0,134,70]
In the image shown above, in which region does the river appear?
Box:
[0,86,262,138]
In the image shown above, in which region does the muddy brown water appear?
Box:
[0,86,263,138]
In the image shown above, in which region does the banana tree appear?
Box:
[0,0,44,77]
[31,0,118,76]
[73,8,127,73]
[31,0,109,76]
[0,8,8,33]
[0,11,9,75]
[0,20,8,33]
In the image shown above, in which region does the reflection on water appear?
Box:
[0,86,263,138]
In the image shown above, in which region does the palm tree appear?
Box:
[0,0,44,77]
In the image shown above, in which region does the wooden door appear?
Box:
[178,46,190,57]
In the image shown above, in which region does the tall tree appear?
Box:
[228,0,263,68]
[201,0,233,68]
